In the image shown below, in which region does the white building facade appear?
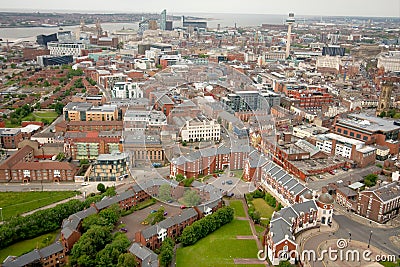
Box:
[181,118,221,142]
[47,42,85,57]
[112,82,143,99]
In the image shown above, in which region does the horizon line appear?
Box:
[0,8,399,19]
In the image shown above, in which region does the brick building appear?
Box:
[356,182,400,223]
[135,208,198,250]
[334,113,400,155]
[170,143,250,179]
[55,120,123,133]
[265,194,333,265]
[0,128,23,149]
[3,242,65,267]
[64,131,122,160]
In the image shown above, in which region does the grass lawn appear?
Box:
[231,169,243,179]
[229,200,246,217]
[254,224,265,234]
[251,198,275,219]
[5,111,59,128]
[176,219,259,267]
[0,191,79,221]
[0,230,59,262]
[380,260,400,267]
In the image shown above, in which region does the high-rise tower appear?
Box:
[160,9,167,31]
[285,13,295,59]
[376,80,393,116]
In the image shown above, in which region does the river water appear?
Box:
[0,12,290,40]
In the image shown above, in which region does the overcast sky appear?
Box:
[0,0,399,17]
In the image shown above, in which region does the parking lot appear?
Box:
[120,201,183,240]
[208,171,256,197]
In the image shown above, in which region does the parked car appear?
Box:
[180,205,187,209]
[167,199,173,203]
[141,221,149,225]
[163,211,168,216]
[227,192,234,197]
[150,210,157,214]
[81,182,89,186]
[329,170,335,175]
[342,167,349,171]
[222,180,225,185]
[226,180,233,185]
[120,228,128,233]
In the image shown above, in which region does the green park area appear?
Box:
[0,231,59,262]
[251,198,276,219]
[229,200,247,217]
[0,191,79,221]
[5,110,59,128]
[176,201,263,267]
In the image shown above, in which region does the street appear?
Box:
[307,165,378,191]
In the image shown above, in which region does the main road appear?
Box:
[303,213,400,266]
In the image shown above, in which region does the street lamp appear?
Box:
[368,231,373,248]
[349,232,351,242]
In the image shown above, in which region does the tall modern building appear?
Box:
[285,13,295,59]
[160,9,167,31]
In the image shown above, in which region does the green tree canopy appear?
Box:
[183,190,201,206]
[159,184,172,202]
[97,183,106,194]
[117,253,138,267]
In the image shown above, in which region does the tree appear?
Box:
[82,213,108,232]
[159,237,174,267]
[80,159,89,166]
[159,184,172,202]
[117,253,137,267]
[70,225,112,267]
[364,174,378,187]
[251,211,261,224]
[378,111,386,118]
[98,204,121,225]
[145,207,165,225]
[278,260,292,267]
[180,206,234,246]
[97,183,106,194]
[183,178,194,187]
[388,109,396,118]
[54,102,64,115]
[183,190,201,206]
[175,173,185,182]
[96,233,130,266]
[56,152,66,161]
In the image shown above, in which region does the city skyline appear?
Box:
[0,0,399,18]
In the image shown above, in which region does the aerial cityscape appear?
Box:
[0,1,399,267]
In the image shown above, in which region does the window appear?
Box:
[363,136,368,141]
[337,128,342,133]
[343,130,348,135]
[356,134,361,139]
[350,132,354,137]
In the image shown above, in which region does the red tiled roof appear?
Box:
[12,161,76,171]
[0,146,34,169]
